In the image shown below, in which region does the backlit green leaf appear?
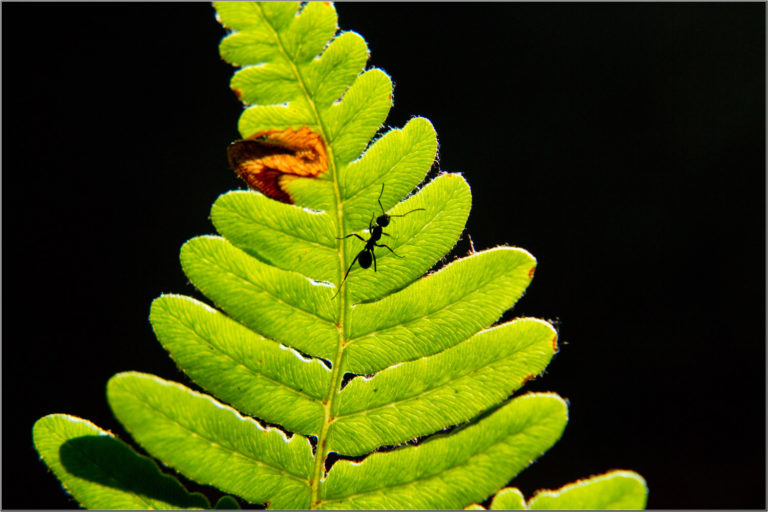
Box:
[329,319,558,455]
[107,372,313,509]
[491,488,527,510]
[319,393,568,509]
[150,294,330,435]
[527,471,648,510]
[32,414,209,510]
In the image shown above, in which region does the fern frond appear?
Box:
[32,2,647,509]
[124,1,563,507]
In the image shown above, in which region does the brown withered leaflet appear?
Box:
[227,126,328,204]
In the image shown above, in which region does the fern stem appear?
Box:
[252,3,348,507]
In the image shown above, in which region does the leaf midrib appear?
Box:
[246,4,348,508]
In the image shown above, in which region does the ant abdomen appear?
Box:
[358,251,373,269]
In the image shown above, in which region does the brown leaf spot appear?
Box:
[227,126,328,204]
[528,266,536,279]
[232,88,243,100]
[552,334,559,352]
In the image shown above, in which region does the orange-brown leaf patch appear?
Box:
[227,126,328,204]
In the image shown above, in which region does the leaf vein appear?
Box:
[346,265,513,345]
[196,252,333,326]
[165,306,324,401]
[121,385,311,484]
[336,352,528,420]
[222,202,336,250]
[320,418,537,504]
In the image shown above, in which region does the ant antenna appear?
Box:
[388,208,425,218]
[377,183,386,216]
[377,183,425,224]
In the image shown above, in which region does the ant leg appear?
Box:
[341,252,361,283]
[388,207,426,218]
[332,252,362,299]
[375,243,405,258]
[372,250,377,272]
[337,233,366,242]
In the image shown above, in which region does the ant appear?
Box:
[332,184,424,298]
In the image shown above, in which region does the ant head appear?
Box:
[376,214,390,227]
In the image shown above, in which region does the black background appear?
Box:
[3,2,765,509]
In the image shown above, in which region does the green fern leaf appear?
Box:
[32,414,210,509]
[318,393,567,509]
[490,488,528,510]
[215,495,241,510]
[474,471,648,510]
[32,2,648,509]
[526,471,648,510]
[107,372,313,510]
[329,318,558,455]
